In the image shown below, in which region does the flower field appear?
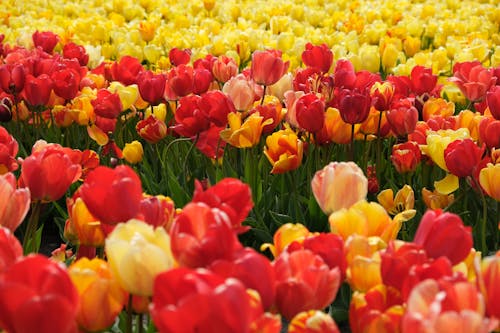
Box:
[1,0,500,332]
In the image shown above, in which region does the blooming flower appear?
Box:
[251,49,290,86]
[479,163,500,201]
[263,128,304,174]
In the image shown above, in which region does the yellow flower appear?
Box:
[105,219,175,296]
[424,128,470,172]
[260,223,310,257]
[421,187,455,210]
[479,163,500,201]
[377,185,416,222]
[108,82,139,111]
[123,140,144,164]
[263,127,304,174]
[329,200,401,243]
[138,21,156,42]
[220,112,272,148]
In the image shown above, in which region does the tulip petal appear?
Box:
[434,173,459,195]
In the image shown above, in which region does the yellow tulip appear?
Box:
[479,163,500,201]
[220,112,272,148]
[123,140,144,164]
[105,219,175,296]
[377,185,416,222]
[263,127,304,174]
[421,187,455,210]
[260,223,310,257]
[424,128,470,171]
[108,82,139,111]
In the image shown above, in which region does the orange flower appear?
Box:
[421,187,454,209]
[220,112,272,148]
[422,97,455,122]
[260,223,310,257]
[69,258,128,332]
[66,195,105,247]
[263,128,304,174]
[478,254,500,319]
[479,163,500,201]
[323,107,359,144]
[288,310,340,333]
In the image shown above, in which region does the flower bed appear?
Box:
[1,0,500,332]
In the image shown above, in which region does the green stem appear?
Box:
[376,110,383,185]
[474,177,488,255]
[349,123,355,161]
[260,85,267,105]
[138,313,144,333]
[126,295,133,333]
[22,200,42,254]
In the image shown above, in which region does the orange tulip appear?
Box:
[323,107,358,144]
[220,112,272,148]
[263,128,304,174]
[422,97,455,122]
[69,257,128,332]
[0,172,30,232]
[288,310,339,333]
[260,223,310,257]
[479,163,500,201]
[478,254,500,319]
[66,195,105,247]
[421,187,454,210]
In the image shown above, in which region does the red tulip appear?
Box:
[391,141,422,174]
[62,42,89,66]
[370,81,395,112]
[192,177,253,233]
[136,115,168,143]
[79,165,143,225]
[0,64,25,94]
[0,173,30,232]
[137,70,166,105]
[169,202,242,268]
[337,88,371,124]
[51,68,81,101]
[212,55,238,83]
[301,43,333,73]
[293,67,322,92]
[274,249,341,320]
[0,226,22,273]
[209,247,276,310]
[171,94,211,137]
[334,59,356,89]
[0,254,79,333]
[410,65,438,96]
[444,139,486,178]
[138,194,175,229]
[487,85,500,120]
[91,89,122,119]
[0,126,19,173]
[294,93,325,133]
[168,47,191,66]
[19,142,81,201]
[479,117,500,149]
[199,90,236,127]
[166,64,195,97]
[251,103,283,134]
[194,124,226,159]
[110,55,143,85]
[450,61,497,102]
[413,209,473,265]
[251,49,290,86]
[192,67,213,95]
[32,30,59,54]
[478,254,500,319]
[386,98,419,137]
[23,74,53,106]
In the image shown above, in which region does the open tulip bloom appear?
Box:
[1,1,500,332]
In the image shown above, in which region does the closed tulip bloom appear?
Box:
[444,139,486,178]
[0,254,79,333]
[200,90,236,127]
[136,115,167,143]
[136,70,166,106]
[329,200,401,243]
[0,172,30,232]
[321,107,359,144]
[23,74,53,107]
[370,81,395,112]
[32,30,59,53]
[91,89,123,119]
[422,97,455,122]
[63,42,89,66]
[391,141,422,174]
[0,63,26,94]
[311,161,368,215]
[251,49,290,86]
[274,249,341,320]
[51,68,81,101]
[168,47,191,66]
[212,55,238,83]
[413,209,472,265]
[386,98,419,138]
[289,310,340,333]
[337,88,371,124]
[486,85,500,120]
[69,258,128,332]
[171,94,211,137]
[424,128,471,172]
[0,226,22,273]
[264,128,304,174]
[449,61,496,102]
[79,165,143,225]
[301,43,333,73]
[295,93,325,133]
[410,65,438,96]
[223,73,261,111]
[479,163,500,201]
[478,255,500,319]
[110,55,143,85]
[105,219,174,296]
[344,235,384,292]
[220,112,271,148]
[478,117,500,150]
[138,194,175,230]
[122,140,143,164]
[66,196,105,247]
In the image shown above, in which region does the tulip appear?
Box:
[274,249,341,320]
[136,115,167,143]
[193,124,227,159]
[105,219,174,296]
[478,117,500,150]
[320,107,359,144]
[23,74,53,107]
[79,165,143,225]
[200,90,236,127]
[122,140,144,164]
[386,98,419,138]
[449,61,497,102]
[136,70,166,106]
[220,112,271,148]
[263,128,304,174]
[138,194,175,230]
[370,81,395,112]
[444,139,486,178]
[192,177,253,232]
[171,94,211,137]
[170,202,242,268]
[377,185,416,220]
[0,63,25,94]
[250,96,285,134]
[0,254,79,333]
[311,161,368,215]
[422,97,455,122]
[168,47,191,66]
[337,88,371,124]
[301,43,333,73]
[294,93,326,133]
[66,195,105,247]
[251,49,290,86]
[138,20,156,42]
[91,88,122,119]
[32,30,59,53]
[329,200,401,243]
[63,42,89,66]
[260,223,311,258]
[410,65,438,96]
[0,126,19,174]
[212,55,238,83]
[344,235,384,292]
[424,128,471,172]
[107,81,140,111]
[0,226,22,273]
[0,172,30,232]
[109,55,143,85]
[479,163,500,201]
[478,254,500,319]
[413,209,472,265]
[334,59,356,89]
[51,68,81,101]
[421,187,455,210]
[68,258,128,332]
[223,73,261,111]
[390,141,422,174]
[486,85,500,120]
[289,310,340,333]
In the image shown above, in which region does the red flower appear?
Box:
[251,103,283,134]
[51,68,81,101]
[192,177,253,233]
[0,254,79,333]
[386,98,419,137]
[23,74,53,106]
[169,202,242,268]
[171,94,210,137]
[209,247,276,310]
[0,64,25,94]
[192,67,213,95]
[301,43,333,73]
[137,70,166,106]
[0,126,19,173]
[334,59,356,89]
[138,195,175,230]
[194,124,226,159]
[449,61,497,102]
[391,141,422,174]
[337,88,371,124]
[444,139,486,178]
[251,49,290,86]
[0,226,22,273]
[91,89,122,119]
[410,65,438,96]
[413,209,473,265]
[166,64,195,98]
[274,249,341,320]
[294,93,325,133]
[110,55,143,85]
[370,81,395,112]
[486,85,500,120]
[168,47,191,66]
[479,117,500,149]
[212,55,238,83]
[62,42,89,66]
[199,90,236,127]
[136,115,168,143]
[79,165,143,225]
[19,142,82,201]
[32,31,59,54]
[0,173,30,232]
